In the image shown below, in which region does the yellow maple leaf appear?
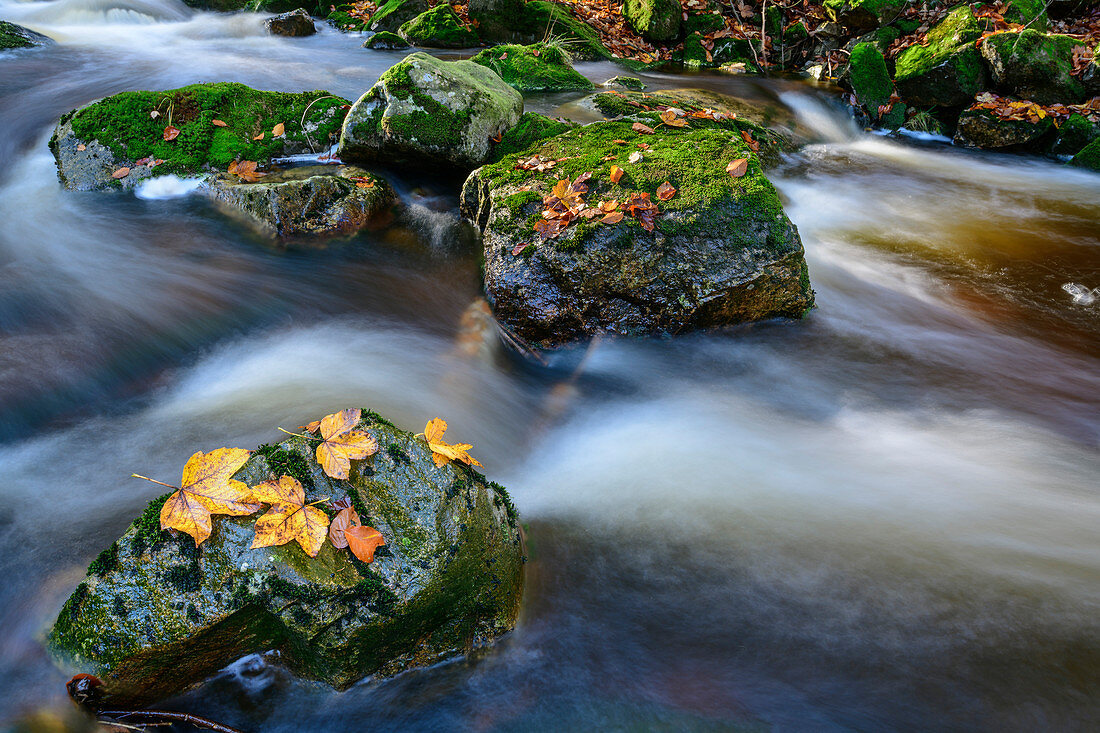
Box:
[422,418,482,468]
[133,448,256,547]
[313,408,379,480]
[249,475,328,557]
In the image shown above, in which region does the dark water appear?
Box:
[1,1,1098,730]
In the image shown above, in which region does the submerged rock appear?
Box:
[461,113,813,346]
[50,83,348,191]
[398,5,478,48]
[200,165,397,237]
[48,412,524,707]
[471,43,594,93]
[953,108,1053,149]
[980,30,1087,105]
[265,8,316,37]
[0,20,51,49]
[338,52,523,171]
[893,5,986,107]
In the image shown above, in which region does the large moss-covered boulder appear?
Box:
[369,0,429,31]
[848,42,904,128]
[623,0,681,43]
[954,108,1053,149]
[823,0,906,32]
[471,43,594,92]
[398,5,478,48]
[980,30,1087,105]
[460,114,813,346]
[48,412,524,707]
[0,20,51,49]
[201,165,397,237]
[338,53,523,171]
[893,5,986,107]
[49,83,348,191]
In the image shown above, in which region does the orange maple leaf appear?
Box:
[422,418,482,468]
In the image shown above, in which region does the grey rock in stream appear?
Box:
[265,8,317,37]
[48,411,524,707]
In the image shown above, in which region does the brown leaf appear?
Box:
[601,211,624,224]
[231,160,266,183]
[111,167,130,179]
[313,408,379,480]
[740,130,760,152]
[609,165,624,183]
[212,119,228,127]
[423,418,482,468]
[659,109,688,128]
[512,242,531,256]
[253,132,265,141]
[632,122,655,135]
[163,125,180,141]
[272,122,285,136]
[345,525,386,563]
[328,505,361,549]
[656,181,676,201]
[76,143,86,151]
[250,475,328,557]
[726,158,749,178]
[134,447,256,547]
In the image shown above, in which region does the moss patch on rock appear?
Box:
[364,30,409,49]
[58,83,348,179]
[399,5,479,48]
[623,0,681,42]
[980,30,1086,105]
[489,112,576,162]
[894,5,986,107]
[471,43,594,92]
[1069,137,1100,172]
[1,20,50,49]
[849,42,904,128]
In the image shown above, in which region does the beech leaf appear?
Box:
[163,125,180,141]
[328,505,360,549]
[212,119,228,127]
[656,181,677,201]
[632,122,655,135]
[609,165,624,183]
[726,158,749,178]
[272,122,285,136]
[111,167,130,179]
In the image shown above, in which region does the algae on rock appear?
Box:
[48,413,524,707]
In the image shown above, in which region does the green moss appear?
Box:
[682,32,758,70]
[623,0,681,42]
[256,442,317,490]
[386,442,412,465]
[0,20,36,49]
[981,30,1086,104]
[603,75,646,91]
[849,42,904,128]
[683,11,724,37]
[1052,114,1100,157]
[67,83,349,175]
[370,0,429,32]
[490,112,574,161]
[371,55,482,149]
[503,190,542,218]
[471,43,594,92]
[823,0,904,26]
[522,1,614,61]
[130,494,172,555]
[363,409,397,429]
[399,5,478,49]
[895,5,984,81]
[87,542,121,577]
[327,5,371,31]
[1000,0,1047,30]
[1070,138,1100,172]
[364,30,409,49]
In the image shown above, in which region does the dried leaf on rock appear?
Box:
[250,475,328,557]
[328,505,361,549]
[659,109,688,128]
[345,525,386,563]
[111,167,130,179]
[726,158,748,178]
[656,181,676,201]
[423,418,482,468]
[212,119,228,127]
[314,408,379,480]
[163,126,180,141]
[609,165,624,183]
[272,122,285,137]
[632,122,655,135]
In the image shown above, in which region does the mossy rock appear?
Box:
[1050,114,1100,157]
[200,165,397,237]
[1000,0,1048,30]
[623,0,681,43]
[469,0,613,61]
[0,20,51,49]
[603,76,647,91]
[369,0,429,31]
[50,83,349,191]
[893,5,986,107]
[823,0,907,32]
[587,88,809,153]
[980,30,1087,105]
[364,30,409,49]
[683,10,724,37]
[471,43,594,92]
[849,42,904,128]
[338,52,523,170]
[265,8,316,37]
[460,117,813,346]
[48,412,524,707]
[953,107,1054,149]
[327,5,371,31]
[398,5,479,48]
[1069,137,1100,172]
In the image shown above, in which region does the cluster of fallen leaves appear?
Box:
[131,409,481,565]
[328,0,377,28]
[969,91,1100,125]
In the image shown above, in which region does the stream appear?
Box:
[1,1,1098,730]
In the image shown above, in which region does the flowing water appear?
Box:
[1,1,1098,730]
